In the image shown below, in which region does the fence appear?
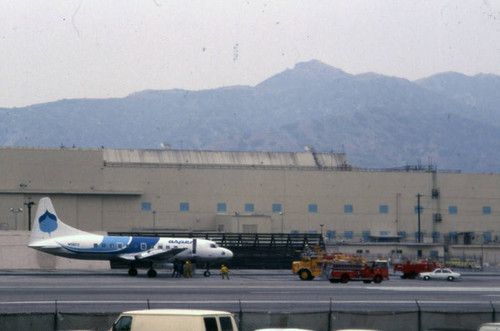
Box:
[1,302,498,331]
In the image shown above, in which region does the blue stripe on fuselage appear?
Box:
[59,236,160,255]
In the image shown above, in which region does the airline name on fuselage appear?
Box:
[168,239,192,244]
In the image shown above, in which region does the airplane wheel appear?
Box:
[204,270,211,277]
[128,268,138,276]
[147,269,157,278]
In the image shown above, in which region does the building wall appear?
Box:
[0,147,498,246]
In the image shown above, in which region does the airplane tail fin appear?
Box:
[29,197,88,246]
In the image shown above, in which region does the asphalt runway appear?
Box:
[0,269,499,314]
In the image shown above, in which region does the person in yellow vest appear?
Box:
[184,261,192,278]
[220,264,229,280]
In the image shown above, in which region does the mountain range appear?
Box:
[1,60,499,173]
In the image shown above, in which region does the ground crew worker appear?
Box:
[184,261,192,278]
[220,264,229,279]
[303,244,312,256]
[171,260,179,277]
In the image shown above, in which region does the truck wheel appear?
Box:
[409,272,417,279]
[299,269,311,281]
[340,274,349,283]
[373,275,383,284]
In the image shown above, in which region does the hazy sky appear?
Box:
[1,0,499,108]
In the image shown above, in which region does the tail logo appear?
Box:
[39,210,58,235]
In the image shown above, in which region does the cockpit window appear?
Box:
[210,243,218,248]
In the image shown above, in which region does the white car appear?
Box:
[419,268,461,281]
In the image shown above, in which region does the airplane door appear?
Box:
[192,238,197,255]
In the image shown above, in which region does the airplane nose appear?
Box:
[223,248,233,259]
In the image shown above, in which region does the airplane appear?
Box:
[28,197,233,277]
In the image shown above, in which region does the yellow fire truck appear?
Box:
[292,251,353,280]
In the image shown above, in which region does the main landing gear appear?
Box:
[127,263,215,278]
[128,267,138,276]
[128,266,158,277]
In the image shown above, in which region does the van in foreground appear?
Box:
[110,309,238,331]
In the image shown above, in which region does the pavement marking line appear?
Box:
[0,285,367,290]
[3,284,500,292]
[369,286,500,292]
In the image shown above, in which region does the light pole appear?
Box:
[416,193,422,243]
[279,212,284,234]
[9,208,23,230]
[24,200,36,231]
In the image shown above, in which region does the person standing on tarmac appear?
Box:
[178,261,184,278]
[171,260,179,278]
[220,264,229,279]
[184,261,192,278]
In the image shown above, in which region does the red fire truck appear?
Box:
[323,260,389,284]
[393,259,443,279]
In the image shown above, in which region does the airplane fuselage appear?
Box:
[30,234,232,263]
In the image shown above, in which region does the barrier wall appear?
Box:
[0,309,497,331]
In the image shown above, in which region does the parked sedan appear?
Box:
[419,268,461,281]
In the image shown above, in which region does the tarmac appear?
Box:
[0,266,499,277]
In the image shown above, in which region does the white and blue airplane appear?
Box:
[28,197,233,277]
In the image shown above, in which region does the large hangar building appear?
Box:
[1,147,499,266]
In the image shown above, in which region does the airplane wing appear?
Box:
[118,247,188,262]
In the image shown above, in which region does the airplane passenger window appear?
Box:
[158,245,163,249]
[93,243,98,248]
[166,245,170,249]
[102,243,106,248]
[203,317,218,331]
[110,244,114,248]
[140,243,146,250]
[117,243,123,249]
[220,316,234,331]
